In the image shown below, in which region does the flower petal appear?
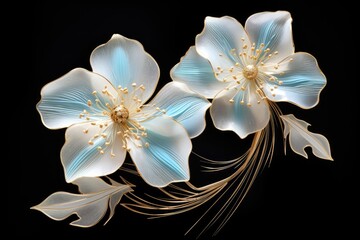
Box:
[170,46,225,98]
[128,115,191,187]
[196,16,251,76]
[210,84,270,139]
[147,82,211,138]
[245,11,294,64]
[61,122,126,183]
[262,53,326,108]
[90,34,159,103]
[37,68,116,129]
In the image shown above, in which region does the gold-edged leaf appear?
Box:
[31,177,132,227]
[280,114,333,160]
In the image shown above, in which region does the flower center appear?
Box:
[242,65,258,80]
[111,105,129,123]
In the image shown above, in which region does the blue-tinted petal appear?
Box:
[171,46,225,98]
[146,82,210,138]
[128,115,191,187]
[90,34,159,103]
[245,11,294,64]
[62,122,126,183]
[196,16,251,78]
[262,53,326,108]
[37,68,115,129]
[210,84,270,139]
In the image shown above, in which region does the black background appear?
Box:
[10,2,356,239]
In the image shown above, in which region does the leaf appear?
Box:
[31,177,132,227]
[280,114,333,160]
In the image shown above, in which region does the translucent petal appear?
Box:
[146,82,211,138]
[170,46,225,98]
[90,34,159,103]
[37,68,116,129]
[61,122,126,183]
[210,84,270,139]
[128,115,191,187]
[196,16,251,76]
[245,11,294,64]
[262,53,326,109]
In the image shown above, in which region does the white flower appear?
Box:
[171,11,326,138]
[37,34,210,187]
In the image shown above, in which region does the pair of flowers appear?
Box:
[33,11,332,227]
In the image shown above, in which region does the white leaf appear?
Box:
[280,114,333,160]
[31,177,132,227]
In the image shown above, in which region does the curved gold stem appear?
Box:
[122,102,282,237]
